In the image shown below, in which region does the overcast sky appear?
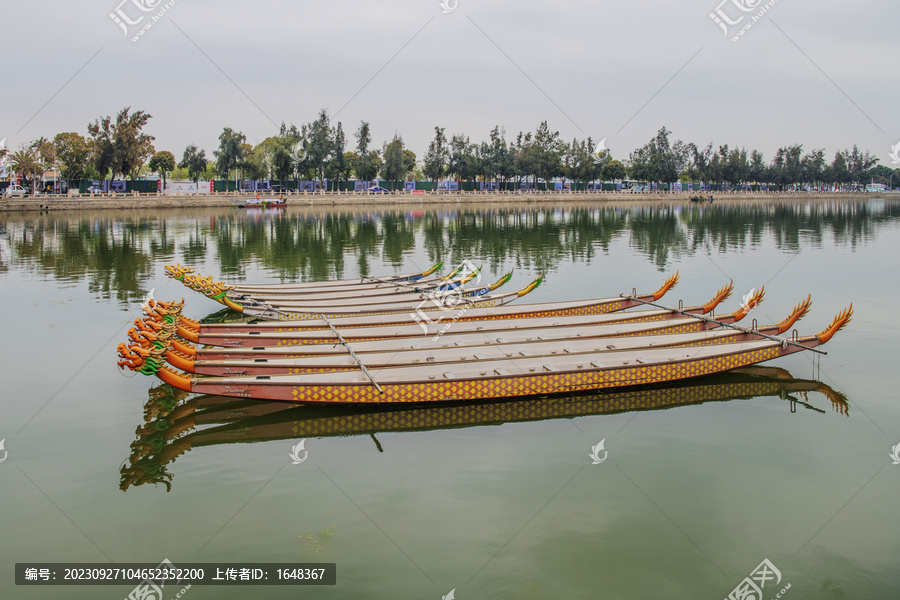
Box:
[2,0,897,165]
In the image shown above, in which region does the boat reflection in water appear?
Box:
[120,367,849,492]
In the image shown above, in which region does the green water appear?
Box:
[1,199,898,599]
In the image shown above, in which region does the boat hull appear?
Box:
[188,341,798,403]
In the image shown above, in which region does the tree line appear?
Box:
[2,108,897,190]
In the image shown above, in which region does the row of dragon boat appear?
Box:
[116,261,853,405]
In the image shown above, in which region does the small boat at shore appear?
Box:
[690,195,714,203]
[236,196,287,208]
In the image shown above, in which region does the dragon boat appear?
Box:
[189,274,545,321]
[165,261,457,295]
[120,367,850,491]
[158,292,810,376]
[226,270,515,310]
[118,295,852,404]
[170,284,756,350]
[170,272,683,339]
[226,269,512,303]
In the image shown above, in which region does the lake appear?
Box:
[1,198,898,599]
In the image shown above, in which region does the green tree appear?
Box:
[800,149,826,187]
[489,126,513,188]
[871,164,897,187]
[530,121,563,184]
[845,145,878,185]
[31,137,56,174]
[239,143,266,181]
[448,133,476,183]
[272,145,294,184]
[401,149,417,180]
[381,135,406,189]
[87,115,115,182]
[722,146,749,186]
[565,138,603,186]
[53,132,91,183]
[423,126,449,184]
[826,151,849,188]
[10,147,42,191]
[687,142,713,183]
[326,122,347,191]
[148,150,176,190]
[602,160,626,182]
[179,144,208,182]
[341,151,358,182]
[106,107,155,183]
[748,150,767,184]
[305,109,333,189]
[215,128,246,185]
[354,121,379,183]
[629,127,689,186]
[772,145,802,187]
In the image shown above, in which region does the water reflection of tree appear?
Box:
[181,222,207,265]
[380,213,416,266]
[628,206,688,269]
[6,218,153,305]
[1,200,897,297]
[436,208,628,274]
[213,213,386,281]
[681,202,900,255]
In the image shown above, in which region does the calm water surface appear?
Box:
[1,199,899,599]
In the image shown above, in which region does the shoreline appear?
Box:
[0,190,894,213]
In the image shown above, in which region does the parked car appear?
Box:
[368,186,388,194]
[4,184,27,197]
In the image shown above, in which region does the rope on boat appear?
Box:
[620,294,829,356]
[322,316,384,394]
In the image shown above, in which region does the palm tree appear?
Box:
[11,148,43,192]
